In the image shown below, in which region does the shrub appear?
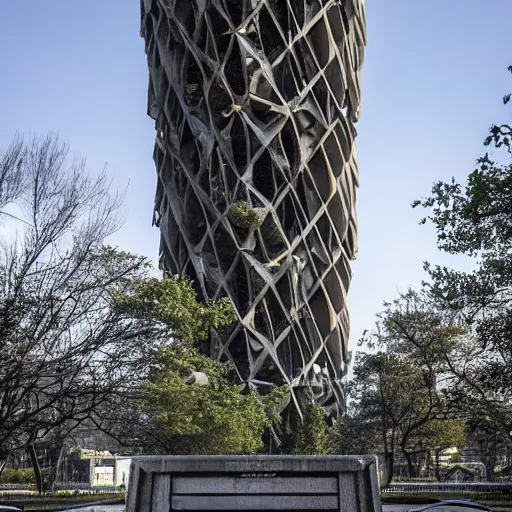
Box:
[228,202,264,229]
[0,468,36,484]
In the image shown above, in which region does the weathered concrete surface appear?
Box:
[126,455,381,512]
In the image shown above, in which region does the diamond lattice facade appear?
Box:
[141,0,366,421]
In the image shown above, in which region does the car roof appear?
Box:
[411,500,492,511]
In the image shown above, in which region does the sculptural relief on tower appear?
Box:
[141,0,366,422]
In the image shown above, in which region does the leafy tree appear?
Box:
[349,291,466,483]
[329,413,380,456]
[291,404,330,455]
[105,343,288,455]
[347,351,427,484]
[373,292,470,478]
[375,290,464,374]
[112,276,236,345]
[138,345,286,455]
[466,416,509,482]
[347,351,469,483]
[408,419,467,480]
[413,66,512,442]
[104,275,288,455]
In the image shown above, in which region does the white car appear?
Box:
[408,500,492,511]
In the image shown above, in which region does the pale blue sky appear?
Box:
[1,1,511,349]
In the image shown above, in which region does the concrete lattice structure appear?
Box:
[141,0,366,420]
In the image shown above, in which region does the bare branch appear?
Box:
[0,134,26,213]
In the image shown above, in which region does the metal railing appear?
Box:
[382,482,512,504]
[383,482,512,493]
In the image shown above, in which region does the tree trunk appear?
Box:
[403,449,415,478]
[45,442,65,493]
[425,450,431,478]
[27,444,44,494]
[435,449,442,481]
[381,451,395,487]
[382,429,396,487]
[0,451,10,477]
[485,461,495,482]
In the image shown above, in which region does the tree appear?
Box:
[347,351,469,483]
[466,417,506,482]
[347,351,425,484]
[373,292,468,478]
[329,413,380,457]
[407,419,467,481]
[0,134,25,217]
[101,344,289,456]
[111,275,236,348]
[27,432,66,495]
[138,345,286,455]
[101,275,288,455]
[0,133,152,479]
[290,404,330,455]
[349,291,466,483]
[413,66,512,443]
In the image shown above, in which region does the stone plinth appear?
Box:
[126,455,381,512]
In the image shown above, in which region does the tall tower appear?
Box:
[141,0,366,422]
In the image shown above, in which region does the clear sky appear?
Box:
[1,1,511,350]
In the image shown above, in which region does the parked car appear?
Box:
[0,505,22,512]
[408,500,492,511]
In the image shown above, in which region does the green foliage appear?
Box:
[113,275,236,345]
[109,268,287,455]
[497,463,512,477]
[408,419,467,454]
[352,292,475,482]
[0,468,35,484]
[412,66,512,257]
[450,452,462,463]
[69,447,83,460]
[329,414,380,455]
[291,404,330,455]
[350,351,432,433]
[185,83,202,105]
[444,463,477,476]
[141,344,287,455]
[412,66,512,441]
[228,202,263,229]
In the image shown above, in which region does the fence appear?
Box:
[0,485,125,504]
[382,482,512,504]
[0,483,125,491]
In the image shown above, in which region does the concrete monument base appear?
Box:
[126,455,381,512]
